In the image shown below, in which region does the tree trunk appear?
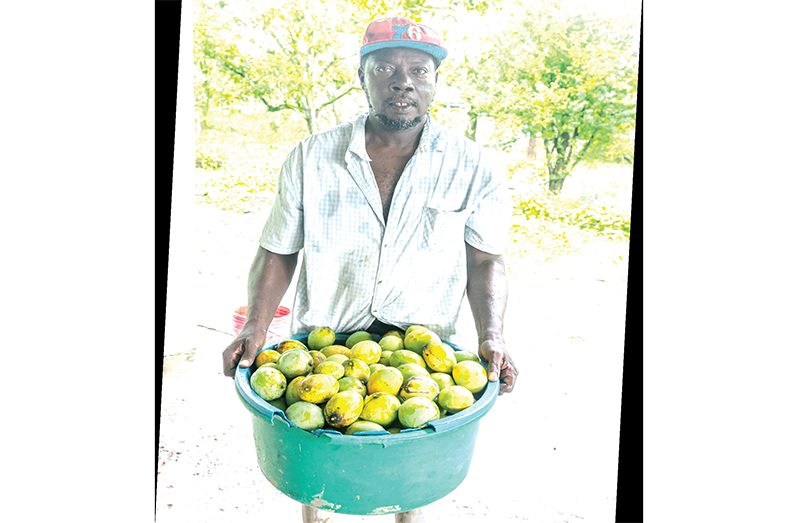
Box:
[303,108,315,135]
[332,104,341,126]
[546,159,566,194]
[465,110,478,141]
[548,177,566,194]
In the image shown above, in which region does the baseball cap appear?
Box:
[360,16,448,63]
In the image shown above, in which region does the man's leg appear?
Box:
[302,504,334,523]
[395,508,425,523]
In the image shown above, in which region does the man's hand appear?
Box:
[478,338,518,395]
[222,322,268,377]
[221,248,298,378]
[466,244,517,395]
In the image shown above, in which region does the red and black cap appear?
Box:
[360,16,448,63]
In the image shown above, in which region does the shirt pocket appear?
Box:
[420,205,469,253]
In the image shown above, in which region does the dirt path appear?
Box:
[157,205,629,522]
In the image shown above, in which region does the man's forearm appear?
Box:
[465,244,508,343]
[246,247,298,331]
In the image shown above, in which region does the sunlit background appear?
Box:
[160,0,641,521]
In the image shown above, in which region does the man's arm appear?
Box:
[222,246,298,377]
[465,243,518,394]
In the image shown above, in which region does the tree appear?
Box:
[491,2,638,193]
[195,0,506,137]
[196,0,363,135]
[194,3,252,133]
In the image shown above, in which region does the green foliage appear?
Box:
[464,0,638,192]
[503,159,631,267]
[192,0,636,273]
[194,5,251,129]
[514,194,630,240]
[583,126,636,165]
[195,151,223,170]
[346,0,496,20]
[197,170,278,214]
[195,0,364,135]
[195,105,306,213]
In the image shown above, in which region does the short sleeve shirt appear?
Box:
[259,113,510,339]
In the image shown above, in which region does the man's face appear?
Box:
[359,47,438,131]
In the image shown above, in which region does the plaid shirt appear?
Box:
[259,113,510,339]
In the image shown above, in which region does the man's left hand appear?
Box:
[478,338,518,395]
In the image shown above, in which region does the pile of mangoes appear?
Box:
[246,325,489,434]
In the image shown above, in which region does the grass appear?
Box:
[195,104,307,213]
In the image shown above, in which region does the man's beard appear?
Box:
[373,112,423,131]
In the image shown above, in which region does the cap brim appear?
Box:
[360,41,448,62]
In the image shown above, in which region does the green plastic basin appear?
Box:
[234,333,498,515]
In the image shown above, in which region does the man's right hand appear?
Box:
[222,248,298,378]
[222,322,269,377]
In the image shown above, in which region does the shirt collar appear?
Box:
[347,112,442,161]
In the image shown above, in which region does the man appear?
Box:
[222,16,519,523]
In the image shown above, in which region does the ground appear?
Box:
[157,165,631,522]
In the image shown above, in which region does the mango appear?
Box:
[323,390,364,428]
[360,392,402,427]
[275,339,308,354]
[403,327,441,355]
[342,357,371,383]
[249,366,287,401]
[337,376,367,397]
[454,350,480,363]
[369,363,386,374]
[314,360,345,380]
[378,350,394,366]
[349,340,382,365]
[321,344,351,358]
[437,385,475,414]
[367,366,404,396]
[383,329,405,339]
[396,363,430,385]
[429,372,456,391]
[285,375,306,405]
[254,349,281,369]
[422,342,458,373]
[298,373,339,404]
[277,348,314,380]
[399,375,440,402]
[389,349,427,369]
[345,420,388,435]
[345,330,372,348]
[398,396,440,428]
[308,350,327,367]
[307,326,336,350]
[404,325,426,337]
[379,335,404,352]
[325,354,349,365]
[286,401,325,431]
[452,360,488,394]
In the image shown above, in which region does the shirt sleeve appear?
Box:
[259,143,305,254]
[464,151,511,255]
